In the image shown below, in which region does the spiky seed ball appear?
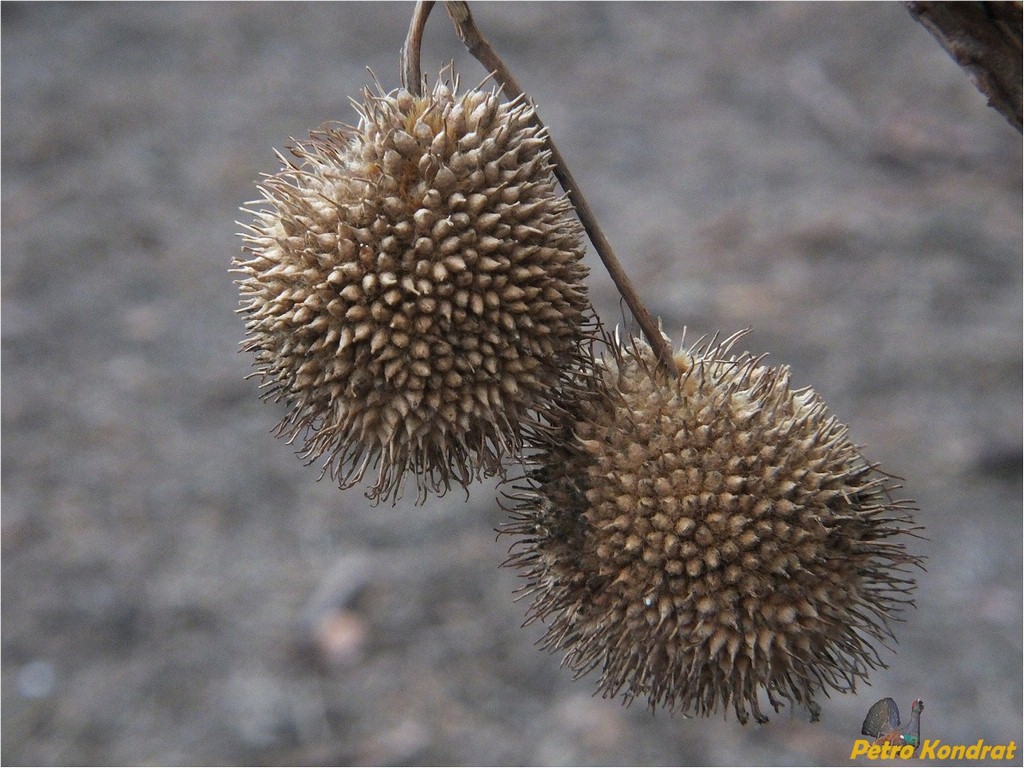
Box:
[234,77,590,501]
[504,334,922,723]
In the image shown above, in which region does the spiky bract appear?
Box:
[235,77,590,501]
[504,334,922,723]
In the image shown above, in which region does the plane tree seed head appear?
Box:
[503,334,923,723]
[234,76,591,502]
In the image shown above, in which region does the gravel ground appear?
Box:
[2,3,1021,765]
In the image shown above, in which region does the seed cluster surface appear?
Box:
[505,339,920,722]
[236,81,589,500]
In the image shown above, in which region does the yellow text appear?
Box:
[918,739,1017,761]
[849,740,914,760]
[851,739,1018,761]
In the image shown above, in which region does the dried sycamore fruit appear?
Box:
[504,333,922,723]
[235,76,590,501]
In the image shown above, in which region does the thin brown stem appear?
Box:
[402,0,436,96]
[443,1,679,377]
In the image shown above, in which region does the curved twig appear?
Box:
[443,1,680,377]
[402,0,436,96]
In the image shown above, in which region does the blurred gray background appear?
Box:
[3,2,1021,765]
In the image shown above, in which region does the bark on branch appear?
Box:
[907,1,1022,132]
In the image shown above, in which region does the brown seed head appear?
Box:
[503,333,923,723]
[234,77,590,501]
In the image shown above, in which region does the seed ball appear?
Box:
[504,333,923,723]
[234,77,590,501]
